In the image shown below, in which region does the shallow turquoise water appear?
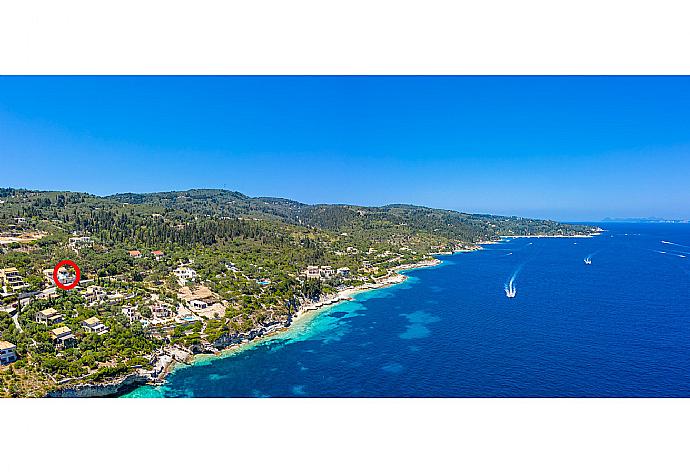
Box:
[125,223,690,397]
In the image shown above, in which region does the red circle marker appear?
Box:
[53,260,81,290]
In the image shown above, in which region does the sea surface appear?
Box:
[125,223,690,397]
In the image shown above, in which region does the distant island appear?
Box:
[602,217,689,223]
[0,187,599,397]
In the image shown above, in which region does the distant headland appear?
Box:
[602,217,689,224]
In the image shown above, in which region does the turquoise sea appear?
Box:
[125,223,690,397]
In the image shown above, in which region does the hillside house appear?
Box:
[174,267,197,284]
[82,316,108,335]
[35,308,64,325]
[320,266,335,278]
[1,267,29,292]
[0,340,17,365]
[56,267,75,286]
[51,326,77,349]
[151,303,173,319]
[83,285,107,304]
[189,299,208,310]
[305,266,320,279]
[122,305,140,322]
[68,236,93,250]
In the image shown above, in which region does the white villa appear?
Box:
[122,305,140,322]
[82,316,108,335]
[68,236,93,250]
[174,267,197,284]
[35,308,64,325]
[337,267,351,277]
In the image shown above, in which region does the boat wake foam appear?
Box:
[654,250,687,258]
[662,240,690,249]
[504,266,521,298]
[584,250,600,265]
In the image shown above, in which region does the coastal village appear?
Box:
[0,188,595,397]
[0,226,445,396]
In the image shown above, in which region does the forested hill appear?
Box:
[109,189,594,241]
[294,204,592,242]
[1,187,596,247]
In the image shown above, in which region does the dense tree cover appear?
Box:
[0,291,161,384]
[1,188,593,250]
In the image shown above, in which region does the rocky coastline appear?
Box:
[46,372,151,398]
[44,232,600,398]
[44,257,443,397]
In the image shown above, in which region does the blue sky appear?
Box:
[1,76,689,221]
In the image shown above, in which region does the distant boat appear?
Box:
[584,257,592,265]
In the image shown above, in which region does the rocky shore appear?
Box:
[46,372,151,398]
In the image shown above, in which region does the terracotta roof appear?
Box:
[129,250,141,256]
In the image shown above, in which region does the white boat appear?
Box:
[584,257,592,265]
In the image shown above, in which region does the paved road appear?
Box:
[11,313,23,333]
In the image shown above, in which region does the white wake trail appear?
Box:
[654,250,687,258]
[504,265,522,297]
[661,240,690,249]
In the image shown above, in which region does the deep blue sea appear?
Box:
[125,223,690,397]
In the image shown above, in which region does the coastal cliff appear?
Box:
[46,372,150,398]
